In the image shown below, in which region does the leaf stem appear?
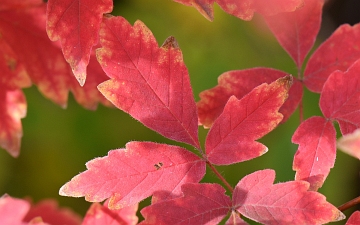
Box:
[338,196,360,212]
[206,161,234,193]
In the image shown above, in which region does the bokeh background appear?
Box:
[1,0,359,224]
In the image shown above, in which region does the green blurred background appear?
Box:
[1,0,359,224]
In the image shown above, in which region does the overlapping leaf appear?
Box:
[59,142,206,209]
[140,183,231,225]
[0,2,109,109]
[264,0,324,68]
[83,201,138,225]
[233,169,344,224]
[97,16,200,148]
[205,75,292,165]
[46,0,113,85]
[337,128,360,160]
[197,68,301,128]
[304,23,360,92]
[292,59,360,190]
[173,0,304,21]
[292,116,336,191]
[320,59,360,134]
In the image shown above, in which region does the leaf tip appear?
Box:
[161,36,179,49]
[279,74,293,90]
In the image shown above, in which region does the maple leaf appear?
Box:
[59,142,206,209]
[97,16,200,148]
[0,195,30,225]
[264,0,324,68]
[292,116,336,191]
[292,59,360,190]
[0,2,109,109]
[140,183,232,225]
[205,75,292,165]
[173,0,304,21]
[304,23,360,92]
[83,200,138,225]
[0,88,26,157]
[320,59,360,135]
[346,211,360,225]
[197,68,301,128]
[337,128,360,160]
[46,0,113,85]
[23,199,81,225]
[233,169,345,224]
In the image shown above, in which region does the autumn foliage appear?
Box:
[1,0,360,224]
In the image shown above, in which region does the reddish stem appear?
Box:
[206,161,234,193]
[338,196,360,212]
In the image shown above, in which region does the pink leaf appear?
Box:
[140,183,231,225]
[337,128,360,160]
[46,0,113,85]
[82,201,138,225]
[304,23,360,92]
[346,211,360,225]
[0,88,26,157]
[0,195,30,225]
[97,16,199,148]
[233,169,345,224]
[197,68,302,128]
[59,142,205,209]
[205,75,292,165]
[264,0,324,67]
[320,59,360,135]
[173,0,304,21]
[292,116,336,191]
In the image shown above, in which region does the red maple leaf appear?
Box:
[320,59,360,134]
[97,16,200,148]
[140,183,232,225]
[292,59,360,190]
[46,0,113,85]
[0,1,111,156]
[304,24,360,92]
[205,76,292,165]
[264,0,324,68]
[141,170,344,224]
[173,0,304,21]
[233,170,344,224]
[197,68,301,128]
[292,116,336,191]
[59,142,206,209]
